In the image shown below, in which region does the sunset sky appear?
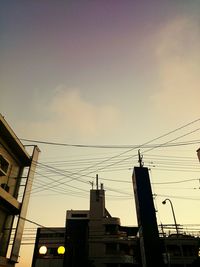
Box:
[1,1,200,266]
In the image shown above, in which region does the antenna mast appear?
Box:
[138,149,144,167]
[96,174,99,190]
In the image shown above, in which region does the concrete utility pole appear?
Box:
[132,166,165,267]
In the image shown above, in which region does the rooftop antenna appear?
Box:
[89,181,94,189]
[96,174,99,190]
[100,183,104,190]
[138,149,144,167]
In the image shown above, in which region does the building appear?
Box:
[87,182,139,267]
[32,173,200,267]
[31,227,65,267]
[65,183,139,267]
[162,234,200,266]
[64,210,90,267]
[0,114,40,267]
[32,179,139,267]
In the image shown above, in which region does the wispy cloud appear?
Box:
[19,87,121,141]
[151,15,200,121]
[50,87,121,136]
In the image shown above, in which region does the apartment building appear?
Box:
[32,227,65,267]
[0,114,39,267]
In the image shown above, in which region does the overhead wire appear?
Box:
[21,118,200,174]
[7,119,200,249]
[30,158,200,197]
[9,217,66,246]
[18,118,200,200]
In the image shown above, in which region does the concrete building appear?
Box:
[0,114,39,267]
[87,182,139,267]
[65,183,139,267]
[32,227,65,267]
[162,234,200,266]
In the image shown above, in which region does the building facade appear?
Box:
[32,227,65,267]
[0,114,39,267]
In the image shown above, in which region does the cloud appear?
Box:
[151,16,200,121]
[50,87,120,136]
[18,87,121,141]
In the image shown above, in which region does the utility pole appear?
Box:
[132,166,165,267]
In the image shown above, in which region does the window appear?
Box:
[105,243,118,255]
[105,264,118,267]
[0,183,9,192]
[105,224,118,235]
[0,155,9,176]
[71,213,88,218]
[119,244,129,255]
[167,245,181,256]
[40,232,65,238]
[182,245,197,256]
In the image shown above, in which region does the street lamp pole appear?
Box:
[162,198,179,235]
[162,198,187,267]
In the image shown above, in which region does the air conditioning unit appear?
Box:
[0,155,9,176]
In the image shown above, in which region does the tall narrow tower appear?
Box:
[132,166,165,267]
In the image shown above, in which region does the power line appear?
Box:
[152,178,198,185]
[20,119,200,177]
[155,194,200,201]
[20,138,200,148]
[18,216,46,228]
[20,118,200,148]
[18,118,200,199]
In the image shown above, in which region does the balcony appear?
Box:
[0,186,20,214]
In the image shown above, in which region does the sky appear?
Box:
[1,1,200,266]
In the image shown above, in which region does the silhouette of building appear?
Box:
[65,183,139,267]
[31,227,65,267]
[162,233,199,266]
[32,172,200,267]
[32,180,139,267]
[0,114,39,267]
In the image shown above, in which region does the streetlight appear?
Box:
[162,198,179,236]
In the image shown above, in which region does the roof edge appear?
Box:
[0,114,31,165]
